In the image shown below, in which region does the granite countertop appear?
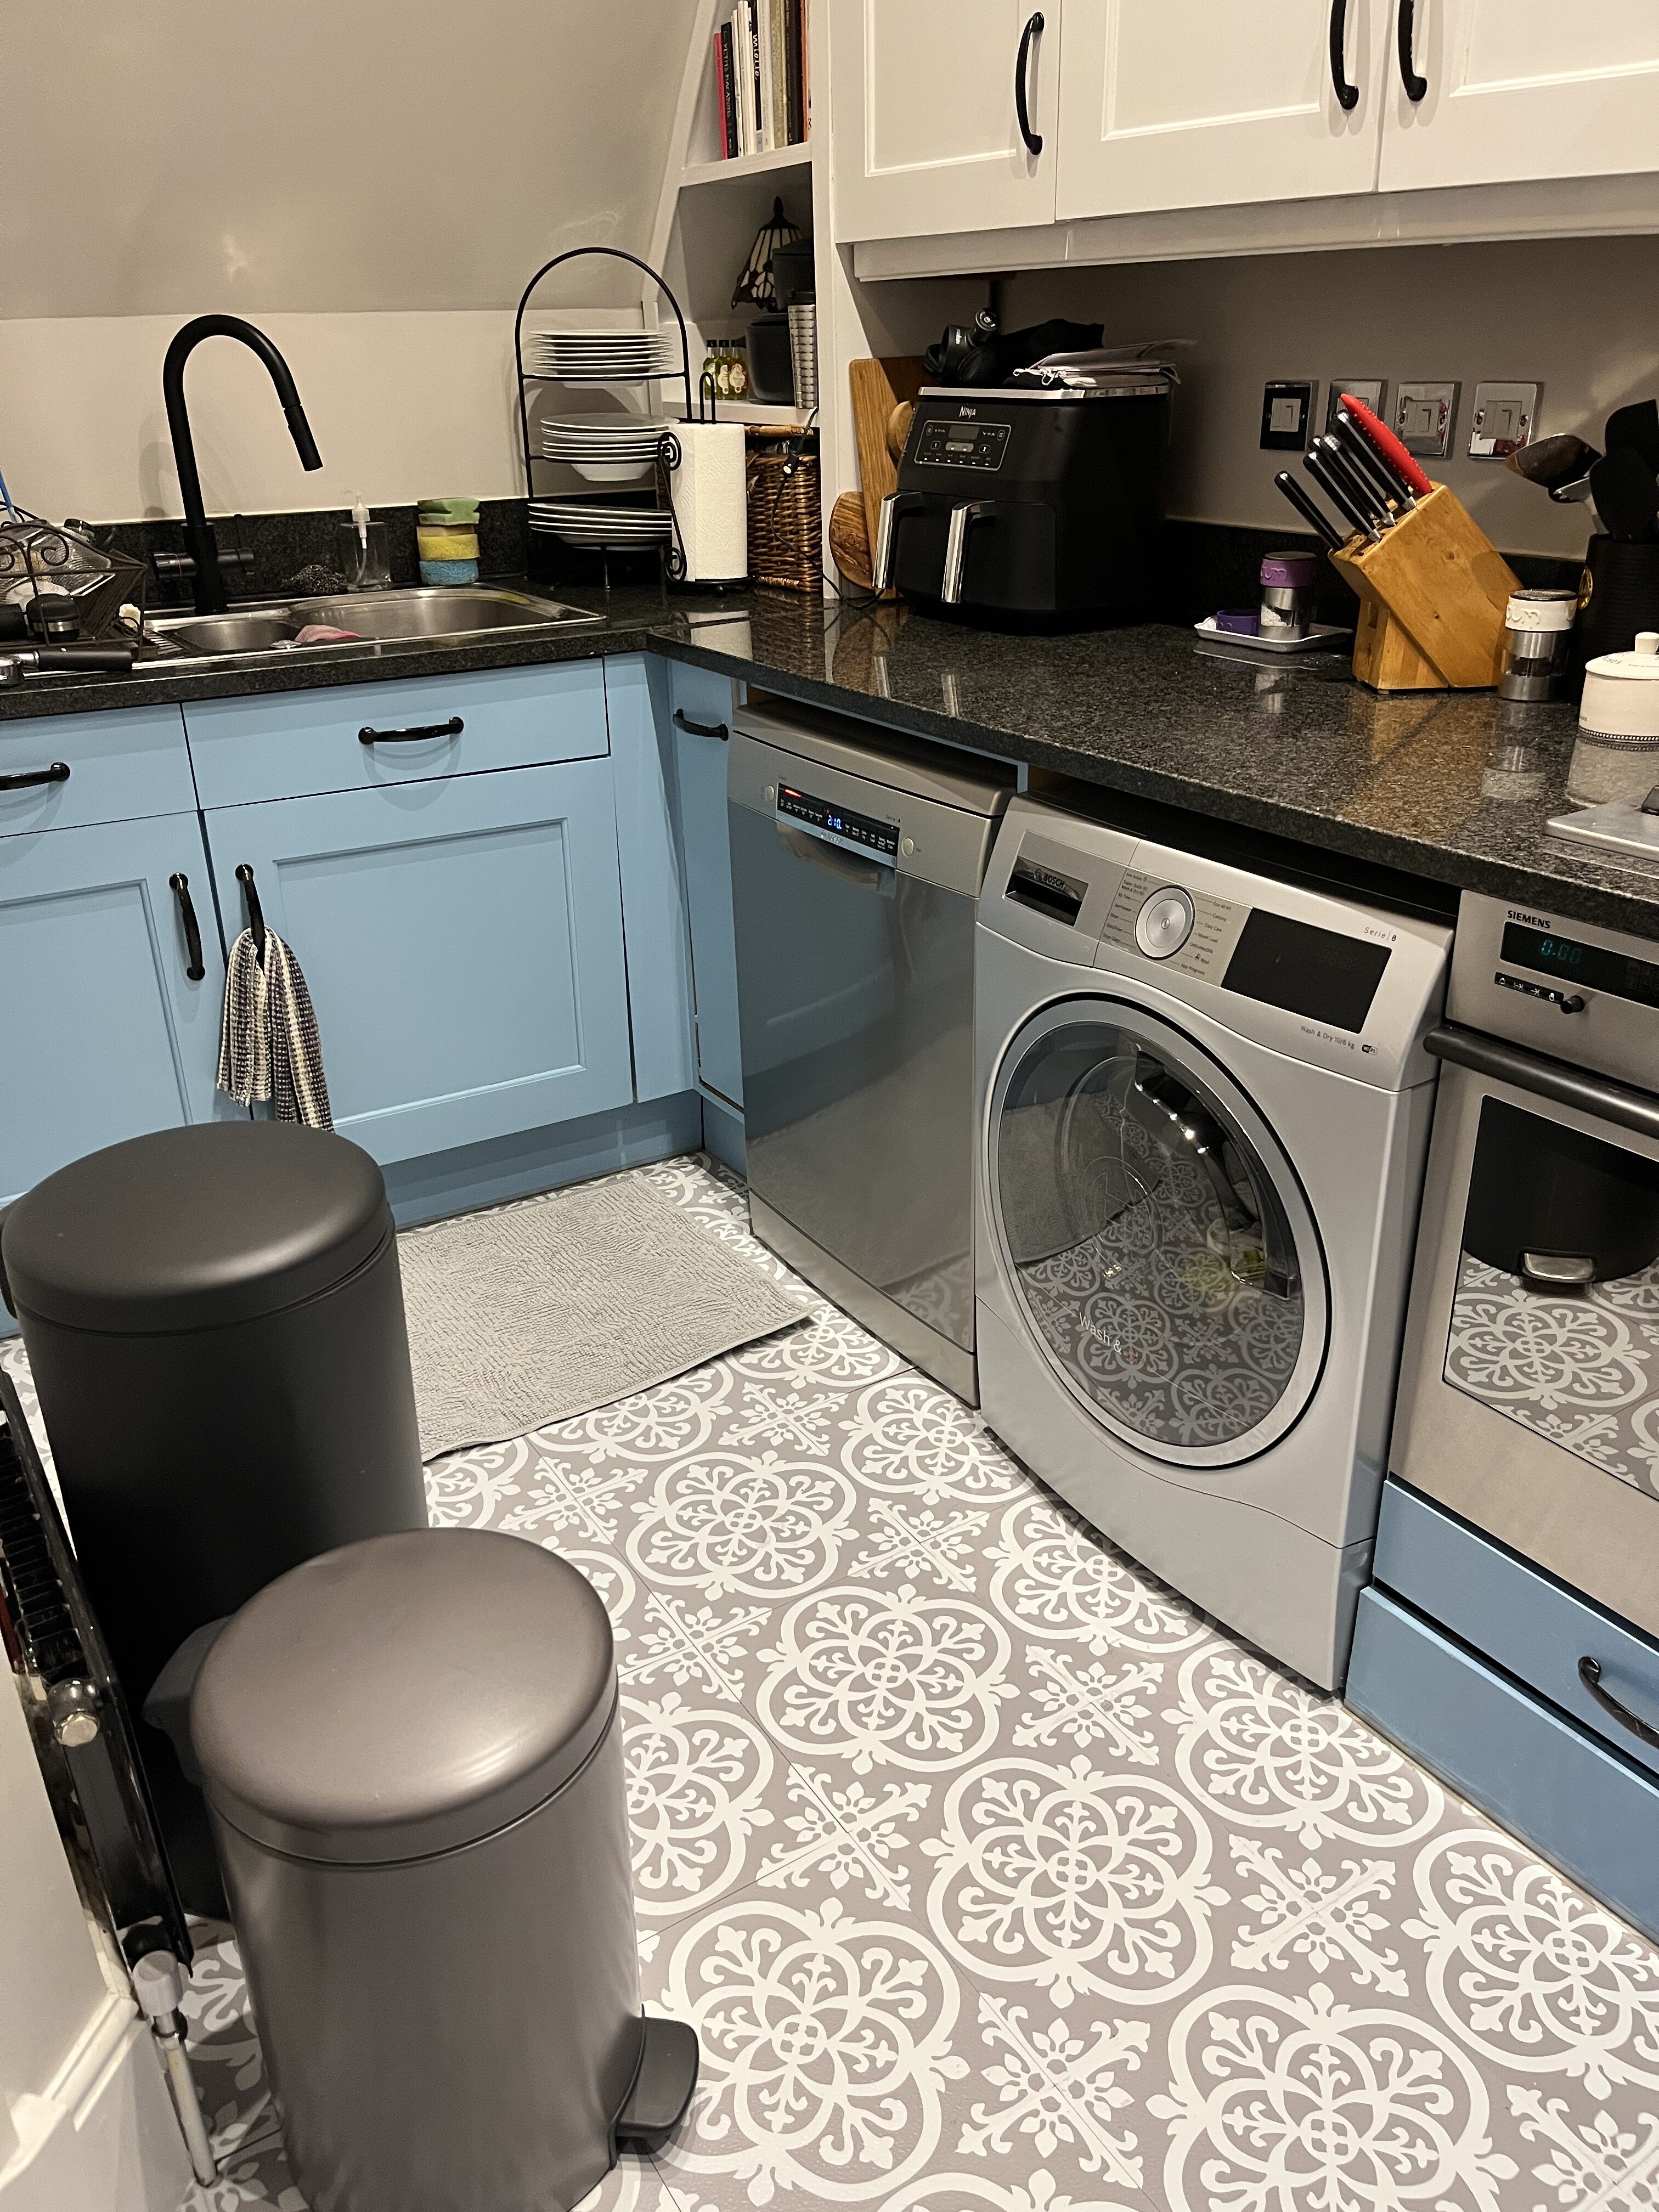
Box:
[5,577,1655,941]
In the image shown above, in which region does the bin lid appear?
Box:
[1,1124,390,1332]
[191,1530,617,1864]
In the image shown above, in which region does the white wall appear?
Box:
[1005,234,1659,558]
[0,0,693,522]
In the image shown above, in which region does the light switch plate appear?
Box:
[1393,381,1460,458]
[1260,380,1319,452]
[1326,379,1386,431]
[1468,380,1542,461]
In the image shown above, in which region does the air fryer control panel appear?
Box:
[916,416,1012,472]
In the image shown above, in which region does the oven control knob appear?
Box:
[1136,887,1195,960]
[1560,994,1587,1014]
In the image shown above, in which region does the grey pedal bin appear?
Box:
[0,1121,428,1915]
[190,1528,698,2212]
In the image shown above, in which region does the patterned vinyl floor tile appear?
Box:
[12,1154,1659,2212]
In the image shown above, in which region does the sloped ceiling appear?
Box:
[0,0,696,318]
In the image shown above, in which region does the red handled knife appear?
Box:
[1340,392,1433,501]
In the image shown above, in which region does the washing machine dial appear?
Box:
[1135,886,1195,960]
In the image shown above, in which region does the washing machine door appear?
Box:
[988,997,1329,1468]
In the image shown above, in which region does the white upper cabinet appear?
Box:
[1379,0,1659,192]
[1056,0,1388,218]
[829,0,1061,241]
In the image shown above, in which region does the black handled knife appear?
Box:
[1273,470,1343,550]
[1303,448,1380,543]
[1317,435,1393,533]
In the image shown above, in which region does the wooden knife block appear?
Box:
[1329,483,1519,692]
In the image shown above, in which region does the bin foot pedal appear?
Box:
[615,2017,698,2154]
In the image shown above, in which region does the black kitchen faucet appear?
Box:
[161,315,321,614]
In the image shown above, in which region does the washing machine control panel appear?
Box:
[1102,868,1396,1037]
[1104,870,1242,980]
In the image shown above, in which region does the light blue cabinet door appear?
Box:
[201,761,634,1167]
[0,812,228,1207]
[669,665,743,1108]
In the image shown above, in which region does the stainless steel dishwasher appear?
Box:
[729,698,1014,1402]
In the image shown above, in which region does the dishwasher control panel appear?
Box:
[777,782,900,864]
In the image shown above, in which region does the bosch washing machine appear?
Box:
[974,798,1451,1689]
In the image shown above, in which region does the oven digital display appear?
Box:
[1501,921,1659,1009]
[1222,909,1391,1031]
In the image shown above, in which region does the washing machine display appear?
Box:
[989,999,1329,1468]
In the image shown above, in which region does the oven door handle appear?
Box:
[1425,1023,1659,1143]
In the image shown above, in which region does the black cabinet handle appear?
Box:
[1329,0,1359,109]
[674,709,729,741]
[1397,0,1427,100]
[1014,12,1045,157]
[168,872,206,981]
[1579,1656,1659,1750]
[0,759,70,792]
[235,862,267,967]
[358,715,464,745]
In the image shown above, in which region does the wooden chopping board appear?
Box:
[850,355,927,594]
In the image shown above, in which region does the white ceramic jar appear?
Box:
[1567,631,1659,804]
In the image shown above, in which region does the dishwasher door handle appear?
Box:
[776,820,898,896]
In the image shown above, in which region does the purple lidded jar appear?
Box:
[1260,549,1317,641]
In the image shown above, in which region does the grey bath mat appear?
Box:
[399,1175,814,1460]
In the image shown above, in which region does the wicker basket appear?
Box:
[744,426,822,592]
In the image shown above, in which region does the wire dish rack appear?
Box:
[512,246,717,586]
[0,509,149,638]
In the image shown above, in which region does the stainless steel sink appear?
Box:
[144,585,602,668]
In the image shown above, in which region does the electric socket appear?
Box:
[1393,382,1460,459]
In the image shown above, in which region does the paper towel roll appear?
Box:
[667,421,748,583]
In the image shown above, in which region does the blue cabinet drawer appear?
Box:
[1375,1480,1659,1782]
[1348,1588,1659,1944]
[184,661,609,808]
[0,706,195,836]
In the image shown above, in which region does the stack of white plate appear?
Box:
[539,413,670,484]
[528,329,682,383]
[528,493,672,550]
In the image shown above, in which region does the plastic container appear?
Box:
[191,1530,670,2212]
[1499,587,1576,701]
[1567,630,1659,803]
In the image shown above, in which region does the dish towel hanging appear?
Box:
[217,927,333,1131]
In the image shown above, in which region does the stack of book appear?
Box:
[713,0,809,160]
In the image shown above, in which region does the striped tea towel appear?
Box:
[217,927,333,1130]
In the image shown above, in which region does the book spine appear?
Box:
[714,29,729,159]
[769,0,788,152]
[721,24,738,159]
[732,7,751,157]
[748,2,764,156]
[756,0,775,156]
[800,0,810,144]
[783,0,802,144]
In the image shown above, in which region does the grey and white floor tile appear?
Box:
[14,1154,1659,2210]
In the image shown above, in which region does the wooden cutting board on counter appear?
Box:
[850,355,927,594]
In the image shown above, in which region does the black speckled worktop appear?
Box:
[5,574,1655,942]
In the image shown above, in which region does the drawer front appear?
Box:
[1347,1588,1659,1946]
[0,706,195,836]
[185,661,609,808]
[1375,1479,1659,1782]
